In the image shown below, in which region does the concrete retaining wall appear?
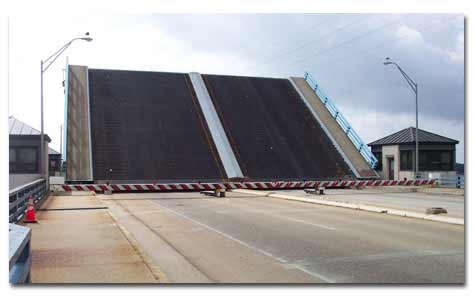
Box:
[65,65,92,181]
[290,77,378,179]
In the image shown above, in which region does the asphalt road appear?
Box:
[103,192,464,284]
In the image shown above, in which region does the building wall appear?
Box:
[381,145,400,180]
[376,142,457,180]
[9,174,42,190]
[9,135,49,190]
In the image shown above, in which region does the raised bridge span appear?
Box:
[64,65,378,184]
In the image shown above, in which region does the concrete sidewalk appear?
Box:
[234,189,464,226]
[268,188,464,218]
[27,194,160,283]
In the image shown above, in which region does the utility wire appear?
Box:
[254,15,334,57]
[299,14,334,35]
[244,14,369,71]
[282,14,410,68]
[358,15,460,57]
[308,15,459,70]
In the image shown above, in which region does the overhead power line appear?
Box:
[358,15,460,57]
[307,15,459,70]
[244,14,369,71]
[283,15,410,68]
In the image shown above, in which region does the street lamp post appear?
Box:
[383,57,419,179]
[40,33,92,178]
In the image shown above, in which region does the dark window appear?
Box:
[373,152,382,171]
[9,147,38,173]
[9,148,16,163]
[419,150,454,171]
[440,151,452,170]
[400,150,413,171]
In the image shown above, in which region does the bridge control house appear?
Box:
[368,127,458,180]
[9,116,51,189]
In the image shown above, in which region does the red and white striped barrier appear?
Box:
[51,179,436,193]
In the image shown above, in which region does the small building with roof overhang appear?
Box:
[9,116,51,189]
[368,127,459,180]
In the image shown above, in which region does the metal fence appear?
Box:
[9,223,32,284]
[303,71,378,169]
[9,179,47,223]
[436,175,464,189]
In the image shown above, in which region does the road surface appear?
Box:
[103,191,464,283]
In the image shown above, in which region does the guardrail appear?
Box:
[303,71,378,169]
[9,179,47,223]
[436,175,464,189]
[9,223,32,284]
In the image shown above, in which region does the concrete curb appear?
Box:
[106,208,168,283]
[53,191,96,196]
[233,189,464,226]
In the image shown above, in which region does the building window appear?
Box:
[440,151,452,171]
[419,151,454,171]
[9,147,38,173]
[373,152,382,171]
[400,150,413,171]
[9,148,16,163]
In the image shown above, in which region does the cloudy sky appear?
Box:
[8,14,464,162]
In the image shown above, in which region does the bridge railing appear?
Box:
[9,223,32,284]
[9,179,47,223]
[436,175,464,189]
[303,71,378,169]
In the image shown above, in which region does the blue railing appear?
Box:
[304,71,378,169]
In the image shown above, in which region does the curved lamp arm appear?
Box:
[42,34,92,73]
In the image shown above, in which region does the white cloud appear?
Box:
[448,31,464,62]
[395,23,464,63]
[396,25,423,43]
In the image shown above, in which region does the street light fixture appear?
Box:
[383,57,419,179]
[40,32,92,178]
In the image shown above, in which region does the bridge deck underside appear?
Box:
[203,74,352,181]
[89,69,225,182]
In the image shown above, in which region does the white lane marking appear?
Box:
[322,250,464,263]
[208,198,338,231]
[285,218,336,231]
[146,200,335,283]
